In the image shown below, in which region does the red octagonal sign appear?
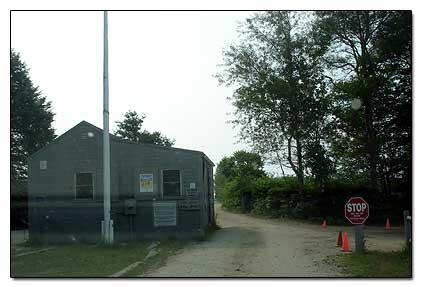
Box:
[344,197,369,225]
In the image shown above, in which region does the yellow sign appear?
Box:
[140,174,153,193]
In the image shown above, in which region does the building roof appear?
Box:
[29,120,214,166]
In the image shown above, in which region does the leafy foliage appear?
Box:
[215,151,265,201]
[11,50,56,229]
[251,176,302,217]
[114,110,175,147]
[217,11,333,189]
[217,11,411,199]
[314,11,411,194]
[215,151,265,210]
[11,49,56,195]
[222,174,406,224]
[221,178,245,211]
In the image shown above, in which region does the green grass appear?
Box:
[324,247,412,278]
[124,240,187,277]
[11,240,188,277]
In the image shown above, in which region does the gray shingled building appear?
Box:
[27,121,215,243]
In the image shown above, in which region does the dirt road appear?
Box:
[145,204,405,277]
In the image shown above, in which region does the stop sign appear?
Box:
[344,197,369,225]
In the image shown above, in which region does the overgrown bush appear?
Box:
[222,176,260,212]
[251,176,310,218]
[221,175,411,225]
[222,179,242,211]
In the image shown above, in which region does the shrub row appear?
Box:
[221,176,411,225]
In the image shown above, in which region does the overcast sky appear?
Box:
[11,11,275,171]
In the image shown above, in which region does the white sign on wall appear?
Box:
[40,160,47,170]
[154,201,177,226]
[139,174,153,193]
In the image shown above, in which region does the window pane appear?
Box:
[76,173,93,185]
[163,170,180,182]
[76,173,93,199]
[76,185,93,199]
[163,182,180,197]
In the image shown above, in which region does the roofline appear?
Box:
[28,120,93,160]
[110,135,215,166]
[29,121,215,166]
[201,153,215,167]
[111,135,200,154]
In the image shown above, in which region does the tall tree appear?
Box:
[368,11,412,196]
[217,11,331,189]
[326,79,369,183]
[114,110,175,147]
[10,49,56,194]
[315,11,411,193]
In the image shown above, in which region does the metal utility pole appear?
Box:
[102,10,113,244]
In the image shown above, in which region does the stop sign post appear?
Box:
[344,197,369,252]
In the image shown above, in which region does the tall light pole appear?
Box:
[102,10,113,244]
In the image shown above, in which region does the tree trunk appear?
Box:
[380,173,387,195]
[386,173,392,197]
[275,151,286,177]
[379,159,387,195]
[287,136,304,191]
[360,30,378,193]
[296,138,304,190]
[287,136,303,190]
[364,98,378,192]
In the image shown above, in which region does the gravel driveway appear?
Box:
[145,204,405,277]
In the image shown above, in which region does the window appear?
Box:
[162,170,181,197]
[75,172,94,199]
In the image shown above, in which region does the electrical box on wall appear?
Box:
[124,199,137,215]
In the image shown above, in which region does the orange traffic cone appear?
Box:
[386,218,391,230]
[337,231,343,247]
[342,232,350,252]
[322,219,327,228]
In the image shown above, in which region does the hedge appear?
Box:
[221,176,411,225]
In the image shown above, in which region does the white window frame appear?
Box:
[74,172,95,200]
[161,169,182,198]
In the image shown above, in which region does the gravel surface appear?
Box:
[145,204,405,277]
